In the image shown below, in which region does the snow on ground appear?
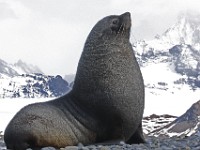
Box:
[141,62,200,117]
[144,88,200,117]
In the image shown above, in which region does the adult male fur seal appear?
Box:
[4,12,145,150]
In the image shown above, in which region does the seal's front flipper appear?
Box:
[126,122,146,144]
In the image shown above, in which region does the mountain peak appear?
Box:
[177,11,200,26]
[159,11,200,46]
[14,59,43,75]
[0,59,43,77]
[0,59,19,77]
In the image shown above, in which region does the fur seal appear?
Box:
[4,12,145,150]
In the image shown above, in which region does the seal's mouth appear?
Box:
[114,12,131,35]
[120,12,131,30]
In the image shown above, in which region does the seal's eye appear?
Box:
[112,18,119,25]
[110,18,120,31]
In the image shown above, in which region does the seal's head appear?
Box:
[86,12,131,44]
[74,12,134,80]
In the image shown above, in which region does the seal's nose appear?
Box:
[120,12,131,29]
[121,12,131,18]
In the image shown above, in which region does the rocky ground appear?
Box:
[1,112,199,150]
[1,134,200,150]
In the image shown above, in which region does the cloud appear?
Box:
[0,0,90,75]
[0,1,16,20]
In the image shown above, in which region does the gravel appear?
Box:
[1,134,200,150]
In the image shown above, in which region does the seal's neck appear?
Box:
[70,37,136,114]
[73,36,132,82]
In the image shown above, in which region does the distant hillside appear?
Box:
[0,74,71,98]
[0,59,70,98]
[0,59,43,77]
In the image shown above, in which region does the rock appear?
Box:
[41,147,57,150]
[86,145,97,149]
[61,146,79,150]
[99,146,111,150]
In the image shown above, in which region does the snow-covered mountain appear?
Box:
[161,12,200,46]
[14,60,43,75]
[142,114,177,135]
[0,59,43,77]
[148,100,200,137]
[0,59,70,98]
[0,73,70,98]
[138,12,200,138]
[0,59,19,77]
[134,12,200,93]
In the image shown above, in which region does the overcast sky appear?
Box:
[1,0,200,76]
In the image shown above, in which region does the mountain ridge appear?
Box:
[134,11,200,91]
[0,59,71,98]
[14,59,43,75]
[136,11,200,137]
[148,100,200,138]
[0,59,43,77]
